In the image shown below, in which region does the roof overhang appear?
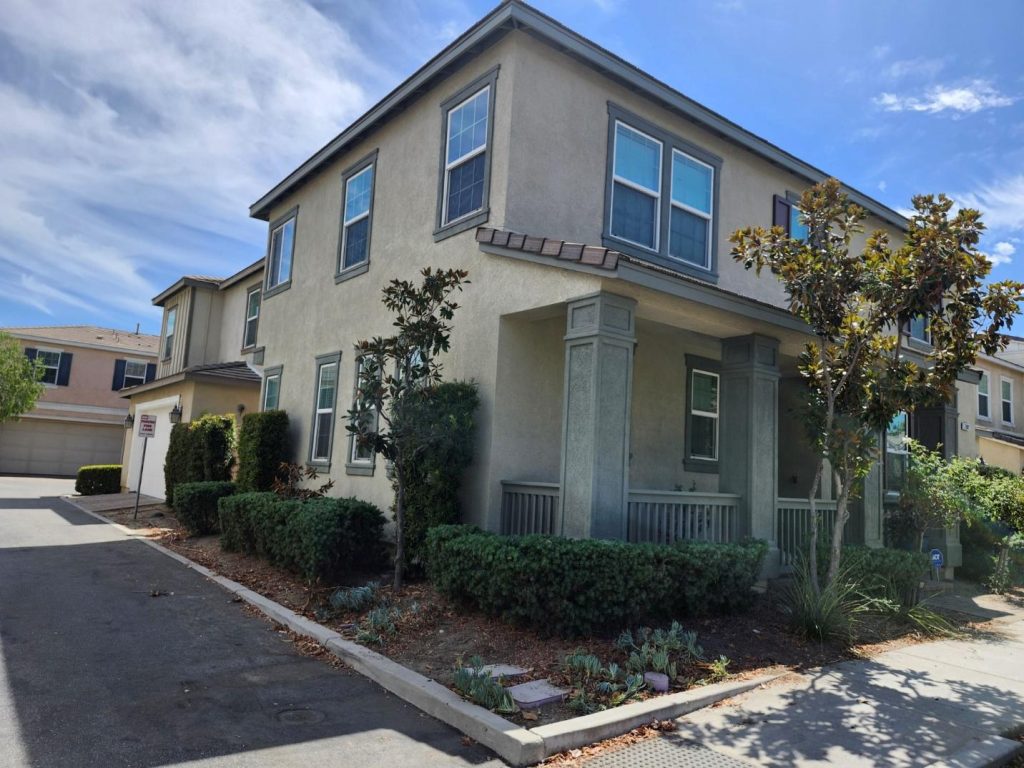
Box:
[152,277,221,307]
[248,0,908,231]
[8,331,158,357]
[219,259,265,291]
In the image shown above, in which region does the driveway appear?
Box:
[0,476,505,768]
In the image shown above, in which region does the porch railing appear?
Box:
[627,490,741,544]
[500,481,559,536]
[776,497,841,570]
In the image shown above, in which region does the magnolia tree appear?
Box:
[731,178,1024,590]
[0,331,43,423]
[347,267,469,590]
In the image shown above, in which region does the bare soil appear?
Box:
[94,499,986,728]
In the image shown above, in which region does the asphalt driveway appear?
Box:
[0,475,504,768]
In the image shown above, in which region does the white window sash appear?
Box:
[441,86,490,226]
[37,348,62,384]
[1001,377,1014,424]
[689,370,719,460]
[268,219,293,287]
[611,120,662,251]
[668,149,713,269]
[312,364,336,461]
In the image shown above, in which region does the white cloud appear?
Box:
[0,0,465,329]
[988,241,1015,267]
[875,80,1015,115]
[877,180,888,192]
[957,175,1024,231]
[884,57,947,80]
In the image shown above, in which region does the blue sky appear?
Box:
[0,0,1021,334]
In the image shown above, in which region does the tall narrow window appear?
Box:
[163,306,176,359]
[310,358,339,464]
[885,411,909,492]
[772,195,808,242]
[978,372,990,419]
[689,369,719,461]
[339,163,374,272]
[263,371,281,410]
[669,150,714,267]
[349,357,378,467]
[37,350,61,385]
[442,86,489,225]
[267,216,296,290]
[243,286,261,349]
[1001,377,1014,424]
[611,122,662,249]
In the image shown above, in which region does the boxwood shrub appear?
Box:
[236,410,290,492]
[424,525,768,636]
[75,465,122,495]
[218,493,386,582]
[163,414,235,505]
[172,480,236,535]
[839,545,929,606]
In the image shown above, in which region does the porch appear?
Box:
[485,289,884,578]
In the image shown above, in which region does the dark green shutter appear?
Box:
[112,359,127,390]
[56,352,73,386]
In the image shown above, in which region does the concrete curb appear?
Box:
[927,735,1024,768]
[60,495,781,766]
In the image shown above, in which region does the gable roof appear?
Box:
[2,325,159,355]
[248,0,907,231]
[152,259,264,305]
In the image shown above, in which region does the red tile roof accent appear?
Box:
[476,228,621,271]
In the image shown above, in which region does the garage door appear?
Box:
[0,419,123,477]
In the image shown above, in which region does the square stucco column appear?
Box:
[559,292,636,540]
[862,455,884,549]
[719,334,781,576]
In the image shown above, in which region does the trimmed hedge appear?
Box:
[75,465,121,495]
[424,525,768,636]
[236,410,290,492]
[172,481,236,535]
[218,493,386,582]
[816,544,929,606]
[164,414,235,504]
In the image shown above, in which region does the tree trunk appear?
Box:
[393,472,405,593]
[806,457,824,596]
[825,468,853,585]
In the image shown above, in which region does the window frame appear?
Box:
[603,103,722,283]
[978,372,991,420]
[772,193,809,242]
[122,359,149,389]
[308,352,341,467]
[884,411,911,493]
[1001,375,1014,426]
[684,355,721,472]
[610,120,663,252]
[262,365,283,411]
[668,147,715,269]
[336,150,378,283]
[163,305,177,361]
[36,347,62,386]
[242,284,261,351]
[264,206,299,297]
[434,66,499,242]
[346,356,379,476]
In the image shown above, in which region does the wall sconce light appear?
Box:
[124,413,135,429]
[169,402,183,424]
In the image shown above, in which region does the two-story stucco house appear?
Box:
[120,260,265,498]
[955,346,1024,474]
[244,1,969,577]
[0,325,158,476]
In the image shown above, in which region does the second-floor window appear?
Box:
[339,162,374,273]
[979,372,990,419]
[267,216,296,290]
[37,349,62,385]
[773,195,809,242]
[907,316,930,343]
[442,85,489,225]
[123,360,147,388]
[243,286,261,349]
[611,122,661,250]
[163,306,176,360]
[669,150,714,267]
[1002,377,1014,424]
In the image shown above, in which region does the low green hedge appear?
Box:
[424,525,768,636]
[218,493,386,582]
[172,481,236,535]
[236,410,290,492]
[840,546,929,605]
[75,465,121,495]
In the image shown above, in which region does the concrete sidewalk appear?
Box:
[588,592,1024,767]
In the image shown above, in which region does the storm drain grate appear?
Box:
[583,735,756,768]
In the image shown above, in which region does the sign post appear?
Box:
[930,547,944,581]
[133,414,157,520]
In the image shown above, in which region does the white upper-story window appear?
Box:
[442,86,490,226]
[243,286,261,349]
[267,216,296,289]
[1001,376,1014,425]
[773,195,809,242]
[37,349,62,385]
[611,121,662,251]
[978,372,990,419]
[340,164,374,272]
[123,360,148,388]
[669,149,714,268]
[163,306,176,360]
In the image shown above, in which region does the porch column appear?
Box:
[719,334,781,574]
[559,292,636,540]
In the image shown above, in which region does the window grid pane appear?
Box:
[671,152,712,214]
[611,182,657,248]
[614,123,661,191]
[690,415,717,460]
[344,167,373,222]
[446,89,489,165]
[343,217,370,270]
[691,371,718,415]
[669,207,709,266]
[445,153,486,223]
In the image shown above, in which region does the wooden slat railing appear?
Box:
[627,490,741,544]
[500,481,559,535]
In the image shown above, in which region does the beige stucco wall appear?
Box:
[978,438,1024,474]
[218,277,264,361]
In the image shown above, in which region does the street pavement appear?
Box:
[0,475,505,768]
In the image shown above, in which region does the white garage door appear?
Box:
[0,419,123,477]
[125,399,176,500]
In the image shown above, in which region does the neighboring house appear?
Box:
[0,326,158,476]
[957,349,1024,474]
[120,260,264,499]
[242,1,970,577]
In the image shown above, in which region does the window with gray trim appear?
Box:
[978,372,990,419]
[267,214,296,290]
[338,155,376,275]
[163,306,176,360]
[684,355,720,470]
[309,354,340,464]
[243,285,261,349]
[263,366,282,410]
[435,67,498,239]
[348,357,378,469]
[604,104,721,279]
[772,194,809,242]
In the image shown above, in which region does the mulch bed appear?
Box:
[92,499,984,728]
